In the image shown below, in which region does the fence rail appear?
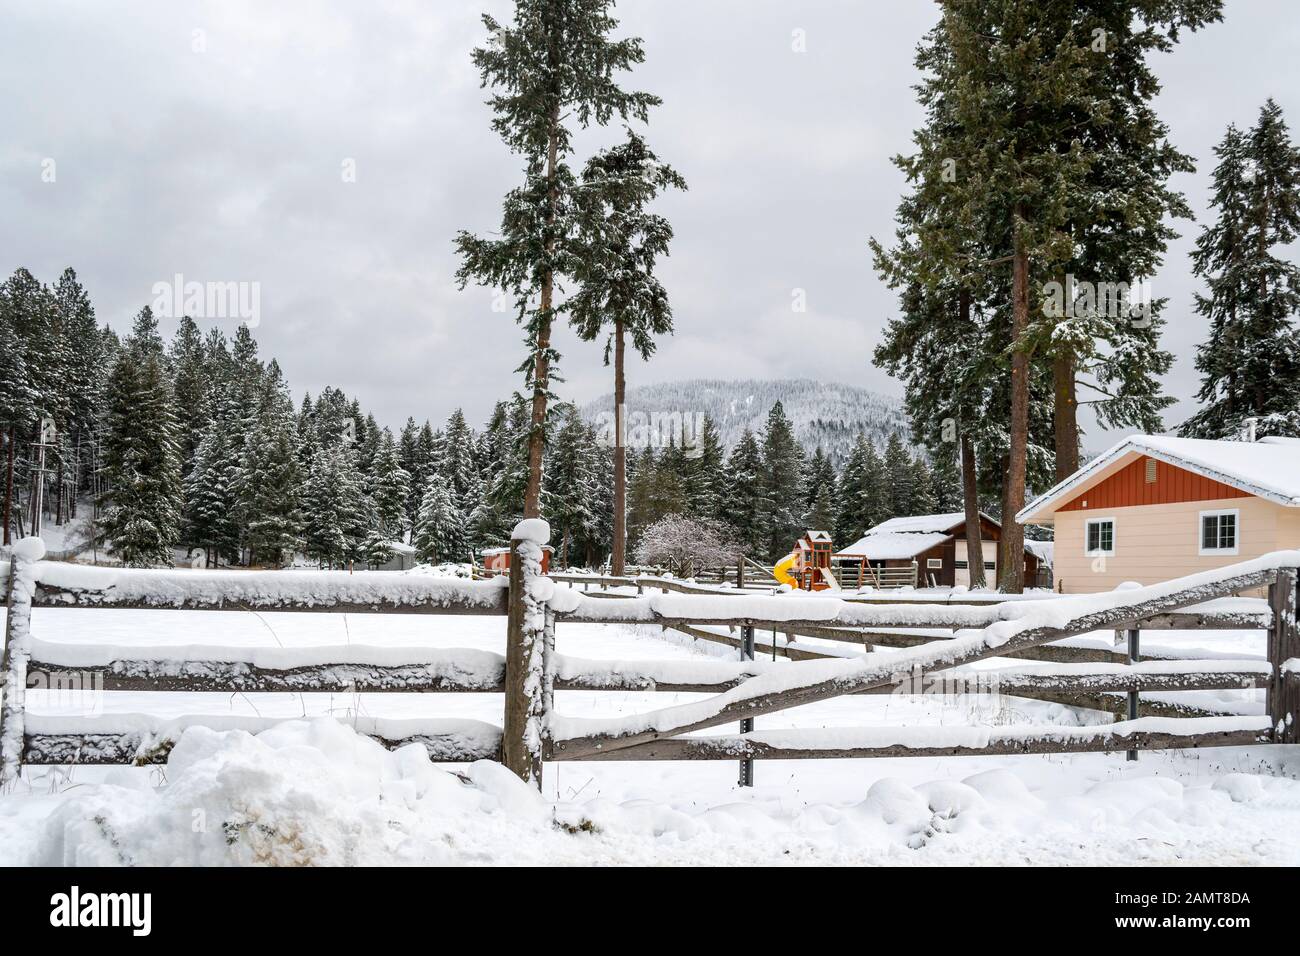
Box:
[2,533,1296,790]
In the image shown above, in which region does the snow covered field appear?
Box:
[1,600,1298,866]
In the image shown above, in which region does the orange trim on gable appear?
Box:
[1059,455,1251,512]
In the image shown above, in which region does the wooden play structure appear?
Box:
[776,530,841,591]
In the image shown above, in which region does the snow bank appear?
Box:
[28,719,533,865]
[9,719,1298,866]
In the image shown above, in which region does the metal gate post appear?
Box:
[739,623,756,787]
[1126,627,1140,762]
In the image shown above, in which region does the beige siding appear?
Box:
[954,540,998,588]
[1051,495,1290,593]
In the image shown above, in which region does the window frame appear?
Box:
[1084,517,1116,557]
[1198,508,1240,557]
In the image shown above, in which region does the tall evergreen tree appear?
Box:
[720,430,766,558]
[99,307,183,567]
[1181,100,1300,438]
[833,434,870,545]
[169,316,208,479]
[413,476,465,565]
[883,433,915,518]
[569,130,686,575]
[684,416,726,523]
[455,0,660,521]
[759,401,806,557]
[546,404,603,567]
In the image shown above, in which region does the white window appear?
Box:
[927,558,943,569]
[1199,509,1239,556]
[1085,517,1116,556]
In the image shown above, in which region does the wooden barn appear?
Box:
[832,512,1043,589]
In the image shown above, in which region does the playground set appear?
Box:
[775,530,841,591]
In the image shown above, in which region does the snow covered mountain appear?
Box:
[578,378,911,465]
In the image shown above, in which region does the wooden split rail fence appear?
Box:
[1,528,1297,791]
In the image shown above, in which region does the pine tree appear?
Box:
[399,417,422,526]
[240,422,303,567]
[720,430,766,558]
[236,365,303,567]
[368,429,412,543]
[927,447,963,513]
[804,447,837,522]
[302,442,367,568]
[759,401,806,557]
[1181,100,1300,439]
[684,416,726,523]
[413,475,465,565]
[169,316,207,478]
[833,434,870,545]
[441,409,479,516]
[909,455,937,516]
[455,0,660,520]
[545,405,602,567]
[569,131,686,575]
[860,439,890,530]
[883,433,915,518]
[99,307,183,567]
[0,273,36,543]
[54,267,109,522]
[185,412,240,565]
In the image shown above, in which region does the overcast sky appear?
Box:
[2,1,1297,449]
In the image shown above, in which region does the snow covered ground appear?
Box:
[1,601,1297,866]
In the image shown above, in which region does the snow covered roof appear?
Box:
[804,530,832,542]
[1024,539,1054,568]
[833,531,952,561]
[832,512,999,561]
[865,512,996,535]
[1018,434,1300,523]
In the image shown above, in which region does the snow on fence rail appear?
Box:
[2,530,1297,790]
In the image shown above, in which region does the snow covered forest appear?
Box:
[579,378,912,467]
[0,272,948,570]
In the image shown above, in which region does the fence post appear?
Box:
[1268,569,1298,745]
[1125,627,1140,762]
[739,623,755,787]
[541,606,556,721]
[503,521,550,788]
[1,537,44,788]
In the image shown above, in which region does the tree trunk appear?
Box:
[960,433,986,589]
[523,106,562,520]
[56,455,65,526]
[999,224,1029,594]
[612,316,627,576]
[2,427,12,545]
[958,288,986,589]
[1053,350,1078,482]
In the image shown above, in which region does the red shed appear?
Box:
[481,545,553,577]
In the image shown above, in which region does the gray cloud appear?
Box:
[2,0,1297,447]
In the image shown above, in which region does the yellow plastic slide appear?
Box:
[773,551,799,587]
